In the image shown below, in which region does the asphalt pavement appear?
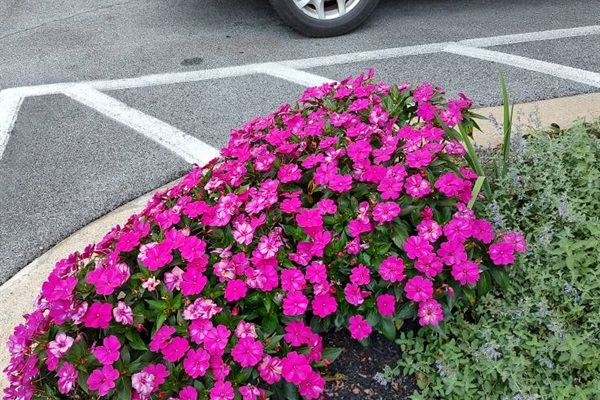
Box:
[1,0,600,284]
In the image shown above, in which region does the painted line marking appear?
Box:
[64,86,220,165]
[0,90,24,162]
[444,43,600,88]
[459,25,600,48]
[258,63,336,87]
[5,24,600,97]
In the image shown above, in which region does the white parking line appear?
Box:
[0,90,24,162]
[458,25,600,47]
[258,63,335,87]
[64,87,220,165]
[445,44,600,88]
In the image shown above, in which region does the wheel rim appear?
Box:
[292,0,362,20]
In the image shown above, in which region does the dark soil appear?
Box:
[322,323,418,400]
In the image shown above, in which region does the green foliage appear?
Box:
[388,120,600,399]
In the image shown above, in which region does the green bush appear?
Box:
[386,120,600,399]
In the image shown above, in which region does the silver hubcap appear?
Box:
[293,0,362,20]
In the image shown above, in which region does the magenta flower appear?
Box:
[47,332,74,358]
[281,269,306,292]
[418,299,444,326]
[403,235,434,260]
[415,253,444,277]
[379,255,405,283]
[284,321,313,347]
[344,283,368,306]
[405,276,434,302]
[503,232,527,253]
[162,336,189,362]
[281,351,313,384]
[434,172,466,198]
[57,362,77,394]
[277,163,302,183]
[179,386,199,400]
[489,242,516,265]
[180,236,207,262]
[311,294,338,318]
[204,325,231,356]
[258,355,283,384]
[438,241,468,266]
[417,219,442,242]
[140,242,173,271]
[150,325,176,352]
[405,174,431,198]
[296,208,323,229]
[181,267,208,296]
[282,291,309,316]
[83,302,113,328]
[131,371,155,397]
[113,301,134,325]
[299,371,326,400]
[209,380,235,400]
[234,321,257,339]
[183,348,210,378]
[231,337,264,368]
[451,261,481,285]
[376,294,396,317]
[87,365,119,396]
[142,363,170,390]
[372,202,401,223]
[93,335,121,365]
[350,264,371,285]
[224,279,247,302]
[189,318,213,344]
[348,315,372,340]
[239,385,265,400]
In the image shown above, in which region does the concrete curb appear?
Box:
[1,92,599,390]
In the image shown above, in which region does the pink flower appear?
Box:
[443,218,473,243]
[57,362,77,394]
[235,321,257,339]
[489,242,516,265]
[179,386,199,400]
[348,315,372,340]
[451,261,481,285]
[258,355,283,384]
[405,174,431,198]
[377,177,403,200]
[372,202,401,223]
[210,356,231,381]
[140,242,173,271]
[296,208,323,229]
[284,321,313,347]
[277,163,302,183]
[417,219,442,242]
[329,174,353,193]
[239,385,265,400]
[282,291,309,316]
[162,337,189,362]
[48,332,74,358]
[280,269,306,292]
[93,335,121,365]
[183,348,210,378]
[503,232,527,253]
[403,235,434,260]
[404,276,434,302]
[414,83,434,102]
[406,149,434,168]
[350,264,371,285]
[438,241,468,265]
[83,302,113,328]
[142,363,170,390]
[231,337,264,368]
[415,253,444,277]
[416,102,439,121]
[209,380,234,400]
[418,299,444,326]
[224,279,247,302]
[344,283,368,306]
[379,256,405,283]
[181,266,208,296]
[316,199,337,215]
[281,351,313,384]
[87,365,119,396]
[376,294,396,317]
[180,236,206,262]
[113,301,134,325]
[150,325,176,352]
[131,371,155,397]
[434,172,466,198]
[311,294,338,318]
[471,219,495,244]
[189,319,213,344]
[204,325,231,356]
[42,273,77,302]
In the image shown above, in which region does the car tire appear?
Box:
[269,0,380,38]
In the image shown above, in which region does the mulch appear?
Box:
[321,323,418,400]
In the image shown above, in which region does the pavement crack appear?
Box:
[0,0,141,42]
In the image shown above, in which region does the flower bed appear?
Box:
[4,72,523,400]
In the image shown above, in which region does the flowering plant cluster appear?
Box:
[4,71,524,400]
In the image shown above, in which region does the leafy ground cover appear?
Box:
[383,118,600,399]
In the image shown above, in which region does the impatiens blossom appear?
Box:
[87,365,119,396]
[4,74,525,400]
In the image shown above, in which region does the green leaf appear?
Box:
[392,222,410,250]
[396,302,417,320]
[490,268,510,291]
[145,299,168,311]
[499,69,513,174]
[477,270,492,297]
[262,313,279,336]
[125,330,148,351]
[467,176,486,209]
[463,285,476,306]
[321,347,343,363]
[380,317,397,341]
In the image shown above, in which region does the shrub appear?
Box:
[3,72,523,400]
[390,119,600,399]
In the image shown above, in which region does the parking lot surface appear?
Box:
[1,0,600,284]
